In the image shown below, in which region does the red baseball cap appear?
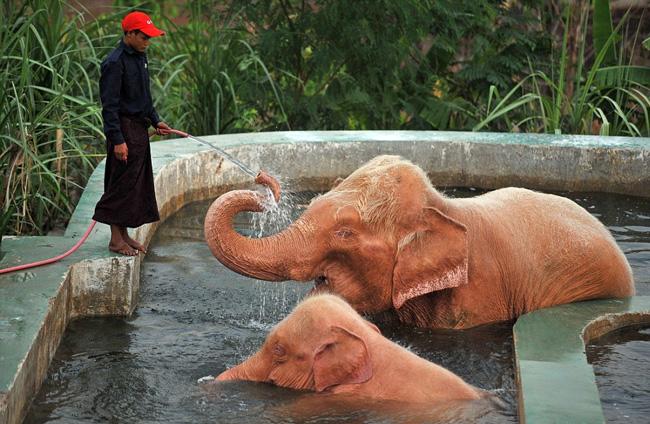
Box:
[121,11,165,37]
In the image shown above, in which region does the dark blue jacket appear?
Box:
[99,40,161,145]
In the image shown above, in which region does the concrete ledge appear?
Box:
[1,131,649,424]
[164,131,650,196]
[514,297,650,424]
[69,257,141,318]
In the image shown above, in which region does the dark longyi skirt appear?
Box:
[93,116,160,228]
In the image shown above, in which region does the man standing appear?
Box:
[93,11,171,256]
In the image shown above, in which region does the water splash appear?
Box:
[251,280,308,327]
[250,176,301,238]
[242,176,312,325]
[197,375,215,384]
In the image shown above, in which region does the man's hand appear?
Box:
[114,143,128,162]
[155,122,172,136]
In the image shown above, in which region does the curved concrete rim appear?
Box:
[1,130,649,424]
[514,297,650,423]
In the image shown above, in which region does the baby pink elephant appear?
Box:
[217,294,482,403]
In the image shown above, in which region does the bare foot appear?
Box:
[109,242,139,256]
[124,236,146,253]
[120,230,147,254]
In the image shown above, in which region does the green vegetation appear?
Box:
[1,2,109,237]
[1,0,648,238]
[473,1,650,135]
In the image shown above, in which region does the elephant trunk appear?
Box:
[216,363,248,382]
[217,352,267,383]
[204,189,314,281]
[254,170,281,203]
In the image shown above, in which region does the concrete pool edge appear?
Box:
[0,130,648,424]
[514,297,650,424]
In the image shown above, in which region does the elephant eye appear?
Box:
[273,343,286,357]
[335,228,353,239]
[272,357,287,366]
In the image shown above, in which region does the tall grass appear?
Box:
[0,1,112,238]
[473,2,649,136]
[149,5,288,136]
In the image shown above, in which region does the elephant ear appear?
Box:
[313,326,372,393]
[392,206,468,309]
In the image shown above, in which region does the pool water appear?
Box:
[587,325,650,424]
[24,189,649,423]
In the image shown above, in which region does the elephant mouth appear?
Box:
[311,275,330,293]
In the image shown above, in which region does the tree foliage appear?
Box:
[228,0,550,130]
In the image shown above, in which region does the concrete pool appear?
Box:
[1,131,649,423]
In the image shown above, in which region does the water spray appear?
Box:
[167,129,256,177]
[165,129,280,203]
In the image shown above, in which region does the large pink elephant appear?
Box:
[205,155,635,329]
[217,293,482,402]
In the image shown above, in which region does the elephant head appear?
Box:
[205,155,468,315]
[217,294,377,393]
[216,294,481,402]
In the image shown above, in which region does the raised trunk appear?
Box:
[204,189,314,282]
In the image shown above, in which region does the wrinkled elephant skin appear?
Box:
[216,294,482,403]
[204,155,635,328]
